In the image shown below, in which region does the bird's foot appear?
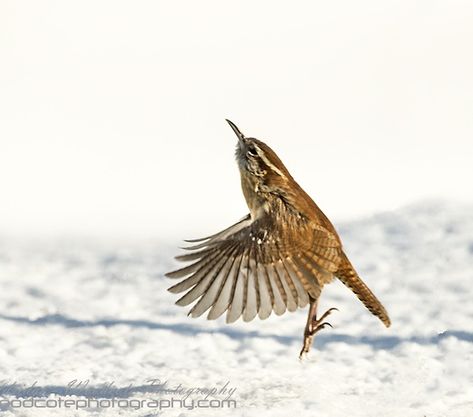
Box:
[299,307,338,359]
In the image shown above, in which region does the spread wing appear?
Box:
[166,214,342,323]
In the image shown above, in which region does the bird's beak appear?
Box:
[225,119,244,141]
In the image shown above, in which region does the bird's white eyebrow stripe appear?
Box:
[255,146,286,178]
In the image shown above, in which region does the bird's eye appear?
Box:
[247,148,258,157]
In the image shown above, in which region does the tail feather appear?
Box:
[336,254,391,327]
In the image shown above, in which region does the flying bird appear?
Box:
[166,120,391,357]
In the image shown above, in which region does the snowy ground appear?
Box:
[0,201,472,417]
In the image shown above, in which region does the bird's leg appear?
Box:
[299,298,338,359]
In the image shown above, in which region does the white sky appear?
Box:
[1,1,472,238]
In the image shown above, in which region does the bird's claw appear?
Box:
[315,307,338,324]
[313,321,333,332]
[299,307,338,359]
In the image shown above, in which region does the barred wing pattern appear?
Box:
[166,214,342,323]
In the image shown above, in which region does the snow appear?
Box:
[0,200,472,416]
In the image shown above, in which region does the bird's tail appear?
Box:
[336,254,391,327]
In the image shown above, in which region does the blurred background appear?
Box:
[1,0,472,239]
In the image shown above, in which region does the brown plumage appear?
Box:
[166,120,390,357]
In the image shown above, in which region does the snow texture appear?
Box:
[0,201,472,416]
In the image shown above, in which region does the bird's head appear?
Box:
[226,119,295,216]
[226,119,291,186]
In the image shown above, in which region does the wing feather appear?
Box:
[226,244,250,323]
[166,249,222,286]
[165,249,219,279]
[268,265,287,316]
[300,253,334,286]
[308,246,341,272]
[166,213,343,321]
[207,252,242,320]
[174,247,215,262]
[281,259,310,307]
[262,242,288,315]
[226,253,246,323]
[188,245,239,317]
[285,257,320,300]
[182,215,251,249]
[256,262,273,319]
[272,261,298,312]
[175,245,234,306]
[243,250,258,322]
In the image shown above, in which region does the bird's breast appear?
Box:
[240,173,270,219]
